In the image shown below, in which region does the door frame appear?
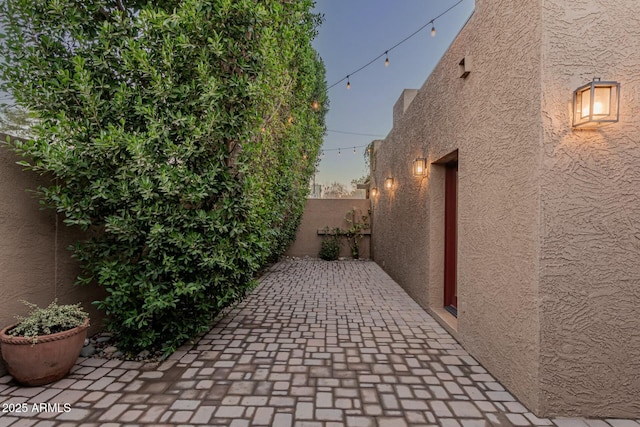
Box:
[443,160,458,316]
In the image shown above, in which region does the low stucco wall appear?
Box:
[285,199,371,259]
[0,134,105,376]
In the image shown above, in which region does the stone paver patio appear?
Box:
[1,259,638,426]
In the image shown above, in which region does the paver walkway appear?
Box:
[1,259,638,426]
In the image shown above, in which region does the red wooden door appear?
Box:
[444,161,458,315]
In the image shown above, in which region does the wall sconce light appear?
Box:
[370,187,378,197]
[413,157,426,176]
[573,78,620,128]
[384,177,394,189]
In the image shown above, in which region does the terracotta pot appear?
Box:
[0,318,89,386]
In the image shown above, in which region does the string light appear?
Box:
[353,147,356,154]
[319,143,370,155]
[327,129,385,137]
[327,0,465,91]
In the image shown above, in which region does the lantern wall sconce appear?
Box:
[573,78,620,128]
[413,157,426,176]
[370,187,378,197]
[384,177,394,190]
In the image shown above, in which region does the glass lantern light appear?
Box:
[573,78,620,128]
[413,158,426,176]
[384,177,393,190]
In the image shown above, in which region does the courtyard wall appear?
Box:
[0,134,105,375]
[285,199,371,260]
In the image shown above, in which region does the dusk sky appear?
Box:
[312,0,475,188]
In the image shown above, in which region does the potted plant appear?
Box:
[0,300,89,386]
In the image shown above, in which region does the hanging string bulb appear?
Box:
[353,147,356,154]
[312,100,320,111]
[338,148,341,156]
[325,0,466,91]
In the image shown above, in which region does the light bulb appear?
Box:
[347,77,351,90]
[593,102,603,115]
[385,52,389,67]
[431,23,436,37]
[353,147,356,154]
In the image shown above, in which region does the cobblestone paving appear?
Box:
[1,259,639,426]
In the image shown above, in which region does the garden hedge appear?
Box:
[0,0,327,353]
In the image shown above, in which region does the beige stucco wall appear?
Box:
[372,0,640,418]
[284,199,371,259]
[0,134,105,376]
[537,0,640,417]
[371,0,544,412]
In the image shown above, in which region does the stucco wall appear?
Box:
[538,0,640,417]
[285,199,371,259]
[0,134,105,376]
[372,0,640,418]
[371,0,544,412]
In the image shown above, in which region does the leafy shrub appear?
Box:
[1,0,327,354]
[9,301,88,344]
[319,228,341,261]
[343,209,370,259]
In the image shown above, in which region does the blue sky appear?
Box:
[312,0,475,188]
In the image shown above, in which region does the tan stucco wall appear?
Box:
[372,0,640,418]
[284,199,371,259]
[537,0,640,417]
[371,0,544,412]
[0,134,105,375]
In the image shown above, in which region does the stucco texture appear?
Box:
[285,199,371,259]
[0,135,105,375]
[372,0,543,412]
[538,0,640,417]
[371,0,640,418]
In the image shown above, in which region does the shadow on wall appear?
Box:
[0,133,105,376]
[285,199,372,260]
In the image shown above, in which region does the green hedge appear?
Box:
[0,0,327,354]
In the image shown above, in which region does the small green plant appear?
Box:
[8,300,89,344]
[319,227,341,260]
